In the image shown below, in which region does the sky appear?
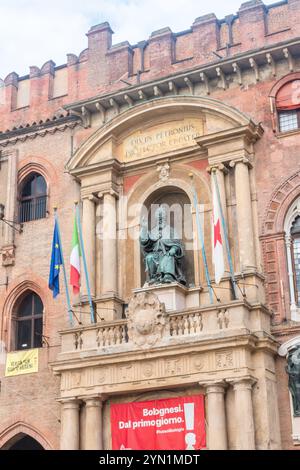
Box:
[0,0,274,79]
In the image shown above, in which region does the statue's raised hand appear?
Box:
[168,246,177,257]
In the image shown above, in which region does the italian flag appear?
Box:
[70,216,81,294]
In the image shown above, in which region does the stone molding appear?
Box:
[66,96,255,173]
[262,169,300,235]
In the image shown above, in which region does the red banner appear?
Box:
[111,395,206,450]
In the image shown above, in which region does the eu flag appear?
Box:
[49,219,63,298]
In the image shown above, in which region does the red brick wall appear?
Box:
[1,1,300,132]
[1,0,300,451]
[0,131,79,449]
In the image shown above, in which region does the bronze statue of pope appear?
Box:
[140,206,186,285]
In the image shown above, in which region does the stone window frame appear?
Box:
[269,72,300,136]
[284,198,300,322]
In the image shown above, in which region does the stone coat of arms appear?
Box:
[126,291,169,348]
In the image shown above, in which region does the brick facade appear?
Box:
[1,0,300,450]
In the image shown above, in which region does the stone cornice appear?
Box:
[63,37,300,128]
[51,331,258,370]
[195,123,264,149]
[271,321,300,338]
[70,147,207,179]
[70,158,122,179]
[0,115,79,147]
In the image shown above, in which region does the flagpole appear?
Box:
[54,208,74,326]
[189,175,214,304]
[211,170,239,300]
[75,202,96,324]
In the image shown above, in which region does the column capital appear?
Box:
[98,189,119,199]
[207,163,229,175]
[226,375,257,391]
[80,193,99,203]
[199,379,228,393]
[229,157,253,169]
[80,394,107,407]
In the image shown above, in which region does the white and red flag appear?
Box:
[212,178,225,284]
[70,216,81,294]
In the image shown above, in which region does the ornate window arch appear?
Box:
[284,197,300,321]
[270,73,300,134]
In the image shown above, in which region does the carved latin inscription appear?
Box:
[120,119,204,161]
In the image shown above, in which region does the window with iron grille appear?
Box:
[278,110,299,132]
[15,292,43,350]
[276,80,300,133]
[19,173,47,223]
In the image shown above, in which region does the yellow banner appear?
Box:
[5,349,39,377]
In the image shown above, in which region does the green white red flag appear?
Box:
[70,216,81,294]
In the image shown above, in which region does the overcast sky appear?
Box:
[0,0,273,79]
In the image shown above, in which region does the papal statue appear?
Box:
[140,206,186,285]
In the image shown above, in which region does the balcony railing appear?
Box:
[19,196,47,223]
[59,300,259,356]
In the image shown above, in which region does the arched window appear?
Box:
[14,292,43,350]
[276,80,300,132]
[19,172,47,223]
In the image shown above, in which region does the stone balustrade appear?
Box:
[59,300,270,356]
[96,323,128,348]
[169,311,203,336]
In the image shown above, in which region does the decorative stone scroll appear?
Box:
[126,291,169,348]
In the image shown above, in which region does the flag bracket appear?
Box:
[0,204,23,233]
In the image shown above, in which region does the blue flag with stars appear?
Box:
[49,219,63,298]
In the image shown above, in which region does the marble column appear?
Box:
[230,377,256,449]
[84,396,104,450]
[81,196,96,297]
[200,381,228,450]
[60,399,80,450]
[231,159,256,271]
[102,191,117,294]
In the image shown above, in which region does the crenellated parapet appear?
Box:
[0,0,300,133]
